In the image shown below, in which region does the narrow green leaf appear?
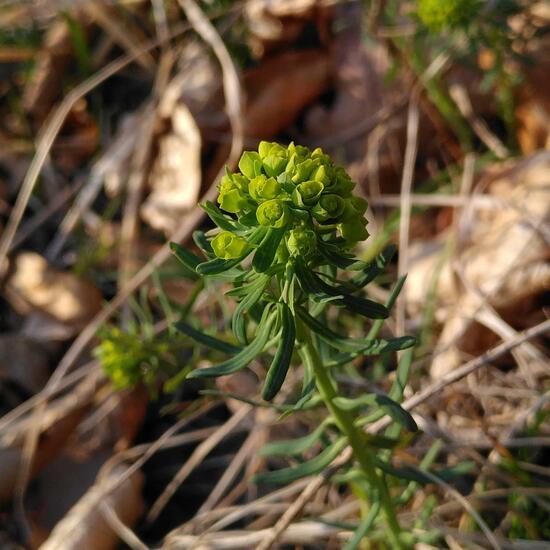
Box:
[232,274,270,344]
[297,307,415,355]
[170,242,201,273]
[253,228,285,273]
[201,201,244,232]
[350,245,397,288]
[389,347,414,402]
[366,275,407,340]
[196,256,246,276]
[259,419,331,457]
[334,394,418,432]
[253,438,347,485]
[319,243,368,271]
[295,258,388,319]
[174,321,241,355]
[188,305,276,378]
[374,459,429,484]
[334,394,379,410]
[342,502,381,550]
[205,268,248,282]
[192,230,214,256]
[262,303,296,400]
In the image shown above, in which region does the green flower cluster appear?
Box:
[214,141,368,261]
[417,0,479,31]
[94,326,185,391]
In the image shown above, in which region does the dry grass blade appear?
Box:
[253,318,550,549]
[413,467,502,550]
[177,0,243,162]
[83,2,155,71]
[0,19,191,273]
[396,89,420,337]
[11,4,245,536]
[147,405,252,523]
[197,425,262,515]
[99,501,150,550]
[450,84,508,159]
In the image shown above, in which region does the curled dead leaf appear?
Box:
[141,104,202,234]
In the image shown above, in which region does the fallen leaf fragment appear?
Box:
[406,152,550,379]
[244,49,331,138]
[5,252,102,335]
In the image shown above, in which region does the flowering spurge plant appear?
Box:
[171,142,418,548]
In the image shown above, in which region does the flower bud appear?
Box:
[312,194,345,221]
[287,228,316,257]
[259,141,286,159]
[312,165,330,186]
[218,187,248,213]
[293,180,324,207]
[340,197,368,222]
[238,151,262,179]
[256,199,290,228]
[291,159,316,184]
[249,175,281,202]
[258,141,272,159]
[211,231,249,259]
[263,154,288,177]
[288,142,309,159]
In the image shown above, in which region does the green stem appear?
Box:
[300,327,404,549]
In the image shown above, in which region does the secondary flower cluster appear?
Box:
[417,0,479,31]
[213,142,368,261]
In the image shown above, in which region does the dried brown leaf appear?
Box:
[244,49,331,138]
[5,252,102,335]
[141,104,202,234]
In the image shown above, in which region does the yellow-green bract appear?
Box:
[211,231,249,259]
[212,141,369,266]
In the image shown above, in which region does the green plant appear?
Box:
[94,280,198,394]
[417,0,480,31]
[171,142,419,547]
[94,324,186,391]
[411,0,525,149]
